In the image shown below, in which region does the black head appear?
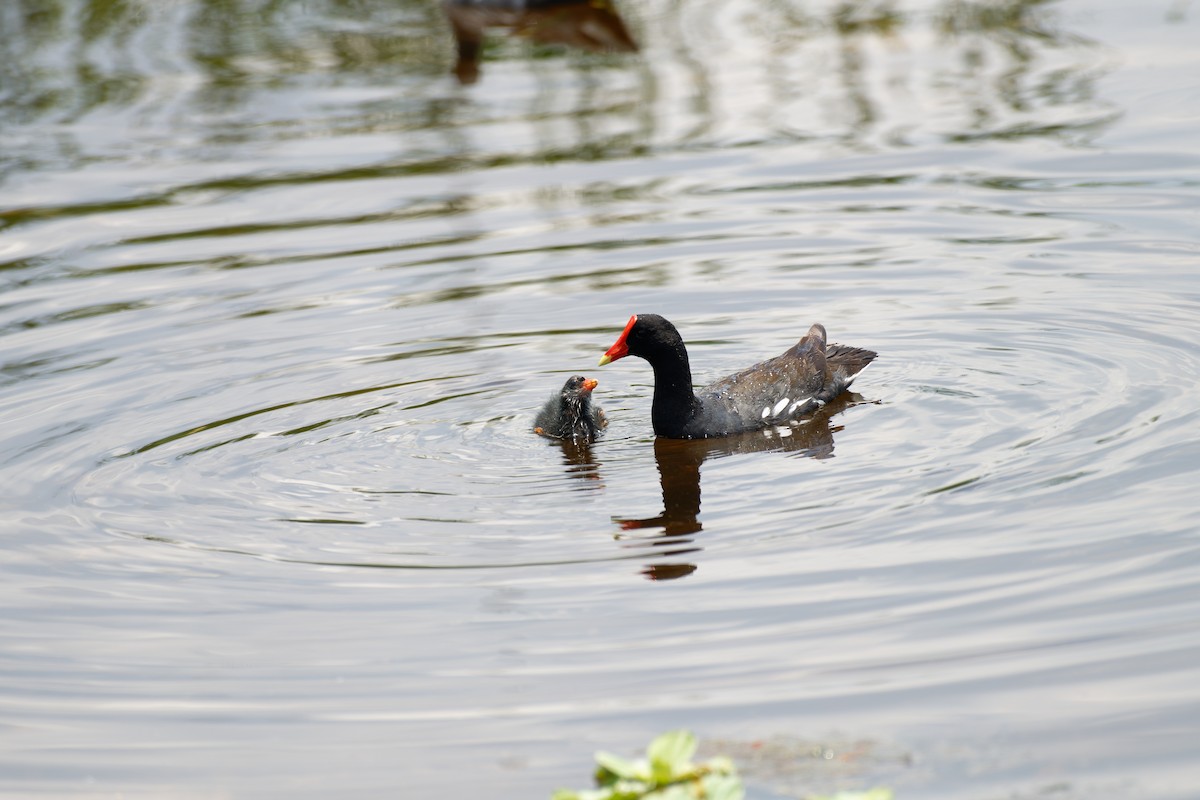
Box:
[598,313,686,365]
[559,374,598,403]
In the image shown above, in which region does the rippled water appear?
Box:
[3,0,1199,797]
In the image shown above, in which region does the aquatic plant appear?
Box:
[552,729,742,800]
[810,790,894,800]
[552,729,894,800]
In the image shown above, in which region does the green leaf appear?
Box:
[646,785,694,800]
[553,789,615,800]
[579,787,627,800]
[555,730,759,800]
[809,790,893,800]
[614,778,660,799]
[595,751,647,783]
[701,774,741,800]
[701,773,745,800]
[703,755,736,775]
[647,730,697,782]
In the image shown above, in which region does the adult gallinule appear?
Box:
[598,314,875,439]
[533,375,607,442]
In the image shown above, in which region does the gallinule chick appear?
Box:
[534,375,607,442]
[598,313,875,439]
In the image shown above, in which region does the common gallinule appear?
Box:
[534,375,607,442]
[598,314,875,439]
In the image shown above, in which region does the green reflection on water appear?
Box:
[2,0,1103,123]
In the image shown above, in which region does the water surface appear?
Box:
[2,0,1199,797]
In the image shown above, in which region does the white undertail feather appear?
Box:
[844,360,871,387]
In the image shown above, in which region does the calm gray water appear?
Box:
[2,0,1199,797]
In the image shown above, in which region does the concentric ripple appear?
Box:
[3,0,1200,797]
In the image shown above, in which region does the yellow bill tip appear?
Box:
[598,354,612,366]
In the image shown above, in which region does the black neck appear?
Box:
[648,342,699,436]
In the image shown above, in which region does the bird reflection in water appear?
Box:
[442,0,638,84]
[617,395,864,581]
[546,436,605,485]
